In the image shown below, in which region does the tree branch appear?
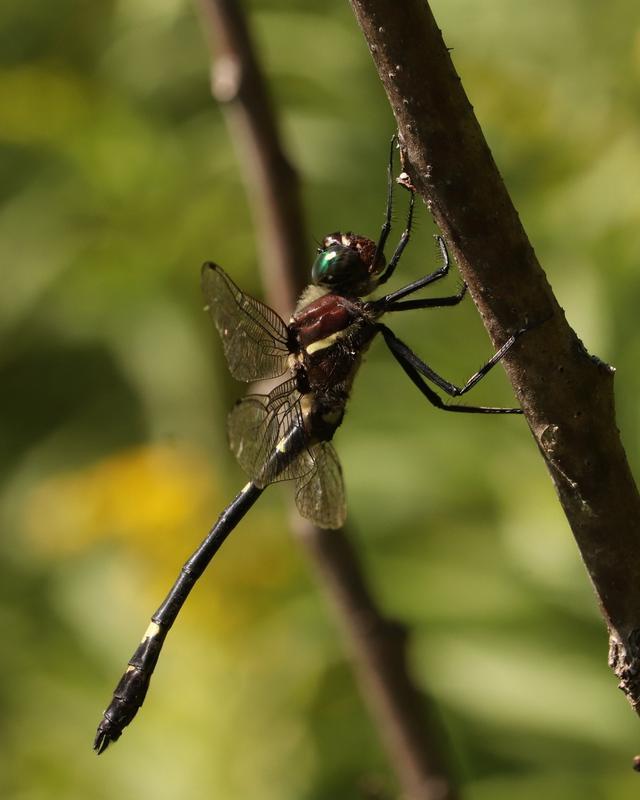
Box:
[195,1,460,797]
[349,0,640,718]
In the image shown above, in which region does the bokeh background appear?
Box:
[2,1,640,798]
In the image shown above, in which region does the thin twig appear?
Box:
[350,0,640,721]
[195,1,460,797]
[197,0,306,314]
[297,516,458,800]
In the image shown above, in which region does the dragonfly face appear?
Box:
[311,232,386,296]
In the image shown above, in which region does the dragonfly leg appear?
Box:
[378,323,524,414]
[384,283,467,312]
[372,135,396,270]
[373,136,417,286]
[377,191,415,286]
[372,236,454,310]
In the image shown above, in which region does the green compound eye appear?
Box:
[312,246,364,287]
[311,247,340,284]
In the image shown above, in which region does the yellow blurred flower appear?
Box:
[23,443,296,633]
[24,442,217,556]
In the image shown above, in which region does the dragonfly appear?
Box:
[94,140,529,754]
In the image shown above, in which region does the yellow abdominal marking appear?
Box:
[299,394,314,420]
[322,409,342,425]
[305,331,342,355]
[276,437,289,453]
[142,622,161,642]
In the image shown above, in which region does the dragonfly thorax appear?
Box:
[290,291,377,439]
[311,231,385,296]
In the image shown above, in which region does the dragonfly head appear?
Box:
[311,232,386,296]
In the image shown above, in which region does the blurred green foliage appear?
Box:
[1,1,640,798]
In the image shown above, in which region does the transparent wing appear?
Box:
[228,379,315,488]
[295,442,346,529]
[201,262,291,382]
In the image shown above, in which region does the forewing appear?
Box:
[228,379,315,488]
[295,442,346,529]
[201,262,291,381]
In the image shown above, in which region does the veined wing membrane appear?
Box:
[201,262,291,381]
[228,379,315,488]
[295,442,346,529]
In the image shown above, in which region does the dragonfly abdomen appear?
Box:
[94,622,168,753]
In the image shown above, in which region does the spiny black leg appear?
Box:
[377,191,415,286]
[371,236,452,311]
[385,283,467,312]
[386,342,519,414]
[380,321,527,399]
[372,135,396,270]
[378,323,523,414]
